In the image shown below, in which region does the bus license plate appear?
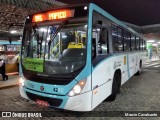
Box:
[36,100,49,107]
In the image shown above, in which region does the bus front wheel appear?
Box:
[107,73,119,101]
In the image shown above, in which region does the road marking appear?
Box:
[145,63,159,67]
[154,65,160,68]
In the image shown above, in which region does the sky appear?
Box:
[58,0,160,26]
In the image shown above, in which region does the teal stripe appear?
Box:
[24,79,77,95]
[75,4,92,81]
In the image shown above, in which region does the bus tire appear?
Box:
[116,73,121,94]
[107,73,118,101]
[135,60,142,76]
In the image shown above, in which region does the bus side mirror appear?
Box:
[94,20,102,28]
[97,20,102,25]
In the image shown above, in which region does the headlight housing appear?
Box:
[19,77,25,87]
[68,79,86,97]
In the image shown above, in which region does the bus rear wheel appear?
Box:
[135,61,142,76]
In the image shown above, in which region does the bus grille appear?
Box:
[24,73,73,85]
[26,92,63,107]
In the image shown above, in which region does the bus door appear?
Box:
[91,23,111,108]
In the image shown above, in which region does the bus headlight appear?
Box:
[68,79,86,97]
[19,77,25,87]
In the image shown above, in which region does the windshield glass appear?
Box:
[22,21,87,75]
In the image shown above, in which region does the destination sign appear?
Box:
[32,9,75,22]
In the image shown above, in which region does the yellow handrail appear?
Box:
[49,42,60,58]
[51,42,60,53]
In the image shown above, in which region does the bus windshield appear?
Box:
[22,20,87,75]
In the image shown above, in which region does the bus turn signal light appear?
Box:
[19,77,25,87]
[68,79,86,97]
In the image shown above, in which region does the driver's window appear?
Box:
[92,11,110,60]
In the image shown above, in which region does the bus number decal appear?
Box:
[53,88,64,93]
[53,88,58,92]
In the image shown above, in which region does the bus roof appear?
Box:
[89,3,145,40]
[29,3,145,40]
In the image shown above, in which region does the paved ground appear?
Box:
[0,61,160,119]
[143,60,160,71]
[0,76,18,88]
[0,73,19,89]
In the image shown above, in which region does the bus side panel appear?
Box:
[135,53,140,74]
[92,80,112,109]
[134,52,146,76]
[141,51,147,67]
[128,53,137,77]
[123,53,139,83]
[91,55,125,109]
[124,51,146,83]
[113,54,128,85]
[64,91,92,111]
[91,58,113,109]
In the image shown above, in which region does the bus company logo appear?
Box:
[2,112,11,117]
[40,86,44,91]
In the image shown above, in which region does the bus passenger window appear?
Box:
[123,31,131,51]
[131,35,136,51]
[136,37,140,51]
[140,39,143,50]
[112,26,123,52]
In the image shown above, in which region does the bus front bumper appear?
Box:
[19,85,92,111]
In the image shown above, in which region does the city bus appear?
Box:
[19,3,147,111]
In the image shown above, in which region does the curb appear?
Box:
[0,84,19,90]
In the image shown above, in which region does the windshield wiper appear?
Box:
[39,31,44,58]
[48,20,68,46]
[32,24,41,57]
[48,20,68,59]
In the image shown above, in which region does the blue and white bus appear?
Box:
[19,3,146,111]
